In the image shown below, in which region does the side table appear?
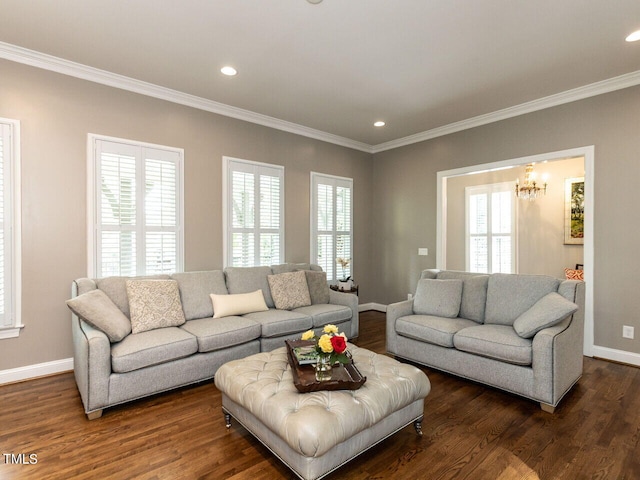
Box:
[330,284,359,296]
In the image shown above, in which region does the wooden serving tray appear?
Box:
[285,340,367,393]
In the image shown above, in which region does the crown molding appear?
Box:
[0,42,373,153]
[371,69,640,153]
[2,41,640,156]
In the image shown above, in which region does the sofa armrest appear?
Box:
[71,314,111,414]
[386,299,414,355]
[329,290,359,339]
[531,282,585,405]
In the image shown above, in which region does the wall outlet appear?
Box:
[418,248,429,256]
[623,325,634,339]
[407,293,413,300]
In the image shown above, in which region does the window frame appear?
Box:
[222,156,285,268]
[310,172,353,283]
[465,181,517,274]
[0,118,22,339]
[87,134,184,278]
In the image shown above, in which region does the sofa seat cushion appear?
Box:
[485,273,560,326]
[453,325,532,365]
[243,309,313,338]
[396,315,478,348]
[111,327,198,373]
[180,316,261,353]
[292,304,352,328]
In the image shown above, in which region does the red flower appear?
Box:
[330,335,347,354]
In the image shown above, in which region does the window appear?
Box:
[0,118,21,339]
[310,173,353,282]
[89,135,184,278]
[223,157,284,267]
[466,182,516,274]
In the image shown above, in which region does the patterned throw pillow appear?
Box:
[564,268,584,281]
[126,280,186,334]
[267,270,312,310]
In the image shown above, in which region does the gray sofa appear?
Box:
[386,270,584,412]
[69,263,358,419]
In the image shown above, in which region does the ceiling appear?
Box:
[1,0,639,151]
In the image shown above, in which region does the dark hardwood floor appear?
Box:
[1,310,639,479]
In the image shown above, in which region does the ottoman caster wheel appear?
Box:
[413,417,423,436]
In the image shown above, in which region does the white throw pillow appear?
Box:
[211,290,269,318]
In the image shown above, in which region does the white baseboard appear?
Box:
[592,345,640,368]
[358,303,387,313]
[0,357,74,385]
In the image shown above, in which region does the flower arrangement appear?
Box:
[337,257,351,282]
[301,324,350,365]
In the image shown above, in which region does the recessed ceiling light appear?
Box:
[374,121,386,127]
[625,30,640,42]
[221,66,237,76]
[307,0,323,4]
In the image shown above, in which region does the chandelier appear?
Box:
[515,163,547,201]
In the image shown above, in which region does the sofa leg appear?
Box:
[540,403,556,414]
[86,409,103,420]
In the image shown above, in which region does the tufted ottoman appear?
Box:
[214,343,431,480]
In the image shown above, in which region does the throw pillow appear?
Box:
[267,270,312,310]
[210,290,269,318]
[413,279,463,318]
[513,292,579,338]
[126,280,186,334]
[303,270,330,304]
[564,268,584,281]
[66,289,132,342]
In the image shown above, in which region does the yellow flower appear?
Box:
[318,334,334,353]
[301,330,315,341]
[323,324,338,335]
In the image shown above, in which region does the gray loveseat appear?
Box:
[69,263,358,419]
[387,270,584,412]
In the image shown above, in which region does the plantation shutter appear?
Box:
[311,173,353,282]
[225,158,284,267]
[466,182,515,274]
[93,137,183,277]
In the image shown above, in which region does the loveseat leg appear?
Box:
[540,403,556,414]
[87,409,103,420]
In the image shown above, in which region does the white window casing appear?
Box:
[0,118,22,339]
[88,135,184,278]
[310,172,353,282]
[223,157,284,268]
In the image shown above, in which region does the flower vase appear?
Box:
[315,353,333,382]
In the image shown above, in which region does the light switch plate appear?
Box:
[418,248,428,256]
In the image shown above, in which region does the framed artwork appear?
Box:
[564,177,584,244]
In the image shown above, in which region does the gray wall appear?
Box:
[0,59,373,371]
[372,84,640,355]
[2,56,640,372]
[446,157,584,277]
